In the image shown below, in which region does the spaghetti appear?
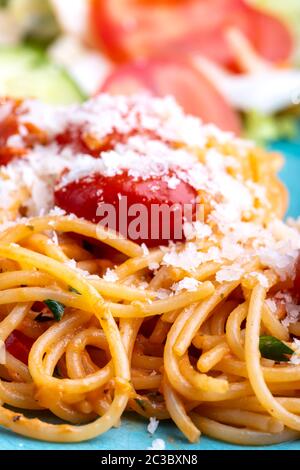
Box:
[0,94,299,445]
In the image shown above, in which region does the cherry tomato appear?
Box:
[246,7,293,65]
[55,171,198,247]
[90,0,292,69]
[5,330,35,365]
[101,58,241,134]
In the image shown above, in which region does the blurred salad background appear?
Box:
[0,0,299,144]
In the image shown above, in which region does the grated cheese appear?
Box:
[172,277,201,293]
[149,262,160,272]
[103,268,119,283]
[290,338,300,365]
[147,438,166,451]
[147,417,159,435]
[216,265,244,283]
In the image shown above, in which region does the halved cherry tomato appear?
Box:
[101,58,241,134]
[5,330,35,365]
[55,171,198,247]
[90,0,292,69]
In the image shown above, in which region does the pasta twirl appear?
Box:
[0,94,299,445]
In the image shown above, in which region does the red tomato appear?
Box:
[246,7,293,65]
[90,0,292,69]
[101,58,241,134]
[55,171,198,247]
[0,98,49,166]
[5,330,35,365]
[0,99,25,166]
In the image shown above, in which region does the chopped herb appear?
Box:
[259,335,294,362]
[68,286,81,295]
[35,313,53,323]
[44,300,65,322]
[134,398,147,411]
[26,225,34,231]
[220,293,225,299]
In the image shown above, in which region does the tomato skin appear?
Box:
[101,58,241,134]
[0,115,25,166]
[55,171,197,247]
[247,7,293,65]
[0,99,49,166]
[90,0,293,69]
[5,330,35,365]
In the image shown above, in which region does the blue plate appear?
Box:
[1,139,300,450]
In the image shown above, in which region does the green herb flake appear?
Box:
[134,398,147,411]
[68,286,81,295]
[44,299,65,322]
[26,225,35,231]
[259,335,294,362]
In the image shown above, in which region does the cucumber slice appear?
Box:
[0,45,85,104]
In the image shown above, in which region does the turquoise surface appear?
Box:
[1,139,300,450]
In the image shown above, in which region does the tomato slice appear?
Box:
[5,330,35,365]
[101,58,241,134]
[55,171,198,247]
[90,0,292,69]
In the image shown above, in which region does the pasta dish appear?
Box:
[0,94,299,445]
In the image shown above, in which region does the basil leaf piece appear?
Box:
[259,335,294,362]
[134,398,147,411]
[68,286,81,295]
[44,299,65,322]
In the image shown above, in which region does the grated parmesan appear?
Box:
[103,268,119,283]
[147,438,166,451]
[172,277,201,293]
[290,338,300,365]
[147,417,159,435]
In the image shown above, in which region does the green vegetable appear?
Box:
[0,45,85,104]
[44,299,65,322]
[244,110,298,144]
[9,0,59,44]
[259,335,294,362]
[134,398,147,411]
